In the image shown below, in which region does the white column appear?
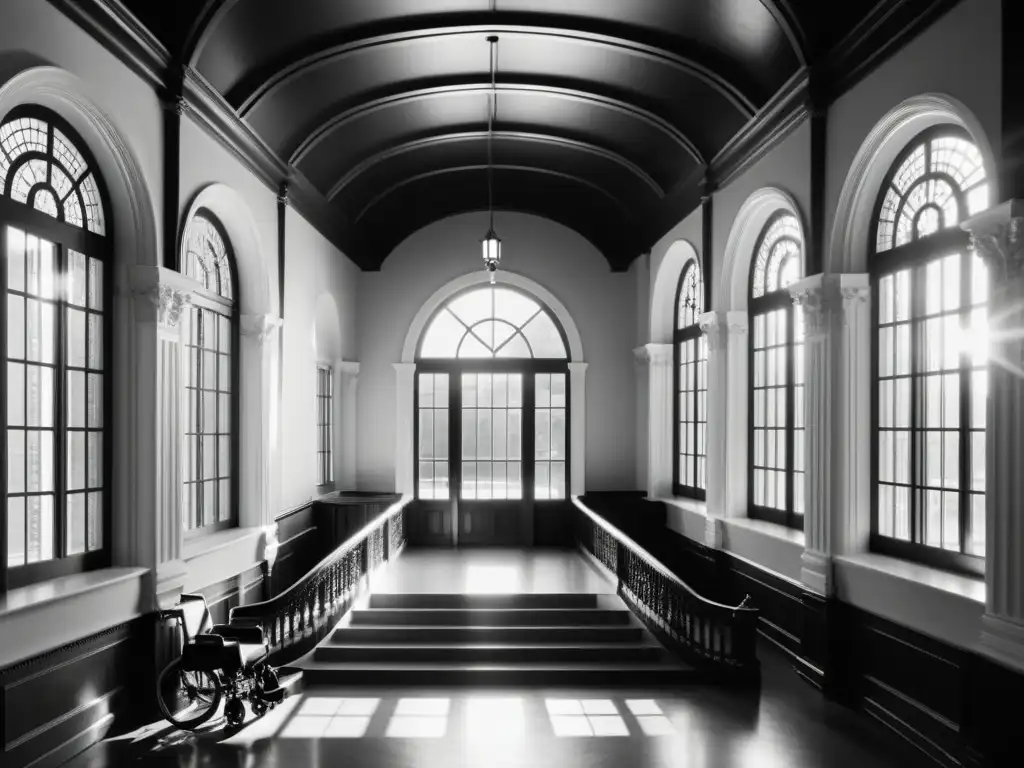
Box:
[568,362,588,495]
[393,363,417,494]
[239,313,283,528]
[722,311,749,520]
[963,200,1024,672]
[834,278,872,556]
[130,267,193,605]
[335,360,360,490]
[788,273,870,595]
[699,312,729,547]
[633,347,650,491]
[638,344,673,499]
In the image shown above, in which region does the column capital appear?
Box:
[568,362,589,374]
[962,200,1024,283]
[698,311,747,351]
[240,313,283,344]
[131,266,194,329]
[789,273,870,338]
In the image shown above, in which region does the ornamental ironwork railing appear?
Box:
[573,496,760,682]
[230,495,411,664]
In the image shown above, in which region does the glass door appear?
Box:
[457,372,528,544]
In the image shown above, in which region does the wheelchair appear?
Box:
[157,593,286,730]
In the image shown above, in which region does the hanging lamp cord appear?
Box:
[487,36,497,231]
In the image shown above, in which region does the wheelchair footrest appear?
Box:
[259,685,286,704]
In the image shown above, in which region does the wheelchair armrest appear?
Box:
[211,624,266,645]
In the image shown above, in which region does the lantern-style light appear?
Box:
[482,227,501,282]
[480,35,502,283]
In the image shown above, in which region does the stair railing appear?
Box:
[230,494,411,664]
[572,495,760,683]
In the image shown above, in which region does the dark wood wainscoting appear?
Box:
[580,494,1019,768]
[0,618,148,768]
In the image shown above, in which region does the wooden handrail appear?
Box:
[230,494,412,663]
[572,496,754,614]
[572,495,760,682]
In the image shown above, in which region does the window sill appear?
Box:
[835,552,985,650]
[835,552,984,603]
[0,566,148,669]
[720,517,806,584]
[656,496,708,541]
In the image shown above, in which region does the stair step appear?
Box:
[315,643,664,664]
[332,625,645,644]
[369,593,599,610]
[348,608,629,627]
[301,662,693,687]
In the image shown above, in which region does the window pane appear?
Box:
[68,493,86,555]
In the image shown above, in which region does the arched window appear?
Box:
[749,212,804,529]
[181,211,238,534]
[673,260,706,498]
[1,107,110,587]
[872,127,988,574]
[416,285,569,529]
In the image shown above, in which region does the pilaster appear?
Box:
[698,312,729,534]
[722,312,749,520]
[963,200,1024,672]
[568,362,589,495]
[788,273,869,596]
[336,361,360,490]
[239,313,283,529]
[636,344,673,498]
[393,363,417,494]
[130,267,193,605]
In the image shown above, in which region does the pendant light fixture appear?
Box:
[481,35,502,283]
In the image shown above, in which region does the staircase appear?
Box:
[299,592,694,686]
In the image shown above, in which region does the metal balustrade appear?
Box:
[229,496,411,664]
[573,496,760,682]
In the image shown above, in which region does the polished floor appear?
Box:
[66,549,933,767]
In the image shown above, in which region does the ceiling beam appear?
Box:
[328,130,666,201]
[758,1,810,65]
[290,82,704,168]
[354,164,639,226]
[233,24,756,118]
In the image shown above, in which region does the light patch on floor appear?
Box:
[280,697,380,739]
[545,698,629,738]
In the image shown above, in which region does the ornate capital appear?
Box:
[240,313,283,344]
[789,275,844,340]
[970,219,1024,283]
[698,313,726,352]
[963,200,1024,285]
[147,284,191,329]
[633,346,650,366]
[645,343,673,368]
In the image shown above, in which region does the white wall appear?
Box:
[356,211,638,492]
[280,210,359,506]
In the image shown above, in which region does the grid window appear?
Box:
[872,128,988,573]
[749,212,804,529]
[535,373,566,499]
[181,212,236,533]
[317,365,333,487]
[2,107,110,584]
[462,373,523,500]
[418,373,450,500]
[674,260,706,497]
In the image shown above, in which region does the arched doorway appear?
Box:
[413,283,572,545]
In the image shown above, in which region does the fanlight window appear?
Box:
[876,135,988,252]
[0,116,106,234]
[752,214,801,298]
[677,261,704,329]
[420,287,567,359]
[183,213,233,300]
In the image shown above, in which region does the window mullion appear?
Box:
[55,242,67,559]
[911,263,923,545]
[959,246,972,554]
[787,304,796,528]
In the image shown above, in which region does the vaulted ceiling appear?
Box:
[122,0,902,270]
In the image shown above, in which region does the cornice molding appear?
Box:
[816,0,965,103]
[46,0,169,89]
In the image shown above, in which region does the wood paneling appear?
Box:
[0,619,148,768]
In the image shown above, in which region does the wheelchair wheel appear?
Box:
[225,697,246,727]
[156,659,223,730]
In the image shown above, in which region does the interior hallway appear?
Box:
[66,549,932,768]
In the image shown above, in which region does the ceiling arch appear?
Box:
[329,131,665,202]
[121,0,899,270]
